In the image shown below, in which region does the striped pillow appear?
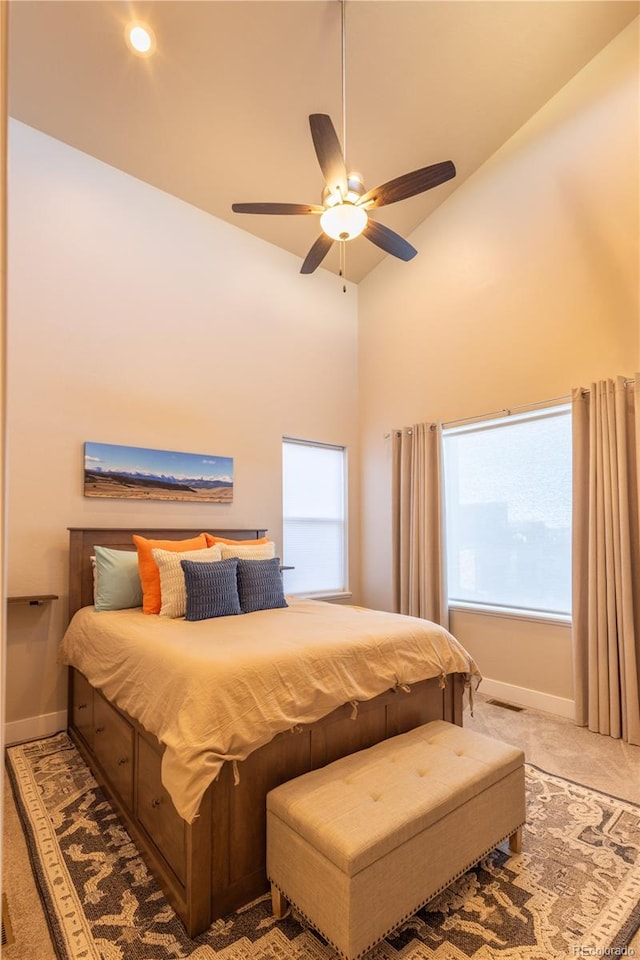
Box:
[152,544,222,618]
[237,557,288,614]
[219,541,276,561]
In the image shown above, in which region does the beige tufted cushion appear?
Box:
[267,720,524,876]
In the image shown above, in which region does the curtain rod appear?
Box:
[384,377,636,439]
[441,392,570,431]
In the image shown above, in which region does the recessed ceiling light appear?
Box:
[125,21,156,57]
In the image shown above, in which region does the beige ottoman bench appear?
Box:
[267,719,525,960]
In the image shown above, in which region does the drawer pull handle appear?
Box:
[95,726,105,734]
[117,757,128,766]
[76,703,87,711]
[151,798,162,808]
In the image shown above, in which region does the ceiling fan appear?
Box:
[231,3,456,279]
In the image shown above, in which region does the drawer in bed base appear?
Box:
[93,695,134,810]
[70,670,94,750]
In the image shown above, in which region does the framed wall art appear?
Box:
[84,441,234,503]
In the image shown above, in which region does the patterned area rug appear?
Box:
[6,732,640,960]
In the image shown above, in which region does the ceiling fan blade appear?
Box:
[232,202,324,215]
[300,233,334,274]
[358,160,456,209]
[363,220,417,261]
[309,114,348,196]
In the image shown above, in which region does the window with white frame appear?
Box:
[282,438,347,596]
[442,405,572,618]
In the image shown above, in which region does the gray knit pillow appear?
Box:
[181,557,241,621]
[237,557,288,614]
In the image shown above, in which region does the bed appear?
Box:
[62,526,480,936]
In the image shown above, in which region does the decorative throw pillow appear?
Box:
[93,546,143,611]
[133,533,208,615]
[181,557,241,621]
[204,533,269,547]
[237,557,288,614]
[219,541,276,561]
[152,544,222,618]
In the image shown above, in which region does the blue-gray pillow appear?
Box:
[93,546,143,611]
[181,557,241,621]
[237,557,288,614]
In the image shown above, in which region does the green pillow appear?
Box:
[93,546,143,611]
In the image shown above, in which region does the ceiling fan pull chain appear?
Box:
[344,242,347,292]
[341,241,347,293]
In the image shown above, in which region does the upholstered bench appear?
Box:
[267,719,525,959]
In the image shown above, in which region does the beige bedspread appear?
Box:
[59,598,480,823]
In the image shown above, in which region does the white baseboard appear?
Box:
[4,710,68,746]
[478,678,575,720]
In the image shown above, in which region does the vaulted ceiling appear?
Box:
[8,1,638,282]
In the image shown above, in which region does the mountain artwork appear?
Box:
[84,441,234,503]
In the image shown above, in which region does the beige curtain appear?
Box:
[391,422,448,627]
[572,376,640,745]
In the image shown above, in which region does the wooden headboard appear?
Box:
[68,527,267,621]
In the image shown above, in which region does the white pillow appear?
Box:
[152,544,222,618]
[219,541,276,560]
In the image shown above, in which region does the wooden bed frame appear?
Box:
[66,526,465,937]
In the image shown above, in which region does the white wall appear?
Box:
[6,120,359,737]
[358,21,639,711]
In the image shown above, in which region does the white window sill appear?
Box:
[449,601,572,627]
[288,590,353,603]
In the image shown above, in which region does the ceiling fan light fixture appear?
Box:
[320,203,368,241]
[345,173,365,205]
[322,188,342,209]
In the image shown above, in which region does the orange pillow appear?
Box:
[133,534,207,614]
[203,533,269,547]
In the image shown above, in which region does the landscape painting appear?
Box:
[84,442,234,503]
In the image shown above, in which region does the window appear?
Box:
[443,406,571,618]
[282,438,347,596]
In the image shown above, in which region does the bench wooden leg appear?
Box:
[508,826,523,854]
[271,883,289,919]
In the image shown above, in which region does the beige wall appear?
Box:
[1,0,7,865]
[358,21,639,706]
[6,120,359,733]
